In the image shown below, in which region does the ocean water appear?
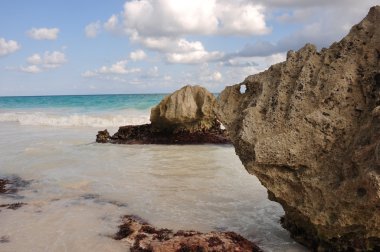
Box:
[0,94,307,252]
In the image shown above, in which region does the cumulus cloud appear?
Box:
[85,21,101,38]
[82,60,141,78]
[27,28,59,40]
[98,60,132,74]
[104,14,119,32]
[212,71,222,81]
[99,0,269,64]
[166,50,223,64]
[122,0,269,37]
[27,54,42,65]
[20,65,41,73]
[0,38,20,57]
[16,51,67,74]
[130,35,224,64]
[223,0,378,59]
[101,0,270,64]
[43,51,67,68]
[129,49,147,61]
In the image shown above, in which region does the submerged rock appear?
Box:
[96,129,110,143]
[97,85,230,144]
[217,6,380,251]
[114,215,262,252]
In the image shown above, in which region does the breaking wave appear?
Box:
[0,110,150,127]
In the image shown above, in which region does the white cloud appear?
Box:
[99,60,131,74]
[164,39,223,64]
[16,51,67,74]
[0,38,21,57]
[212,71,222,81]
[166,50,223,64]
[164,75,172,81]
[104,14,119,32]
[27,53,42,65]
[20,65,41,73]
[43,51,67,68]
[129,49,147,61]
[122,0,269,37]
[82,70,98,78]
[27,28,59,40]
[103,0,268,64]
[82,60,141,78]
[130,35,224,64]
[215,2,269,36]
[85,21,101,38]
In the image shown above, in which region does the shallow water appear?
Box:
[0,122,307,252]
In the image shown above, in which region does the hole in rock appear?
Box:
[374,73,380,89]
[357,187,367,197]
[240,85,247,94]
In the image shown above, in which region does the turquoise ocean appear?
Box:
[0,94,306,252]
[0,94,166,127]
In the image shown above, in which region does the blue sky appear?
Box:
[0,0,378,96]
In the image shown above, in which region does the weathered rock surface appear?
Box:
[217,6,380,251]
[97,85,230,144]
[114,215,262,252]
[151,85,219,133]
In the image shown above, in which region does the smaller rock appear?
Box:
[150,85,219,133]
[96,129,110,143]
[114,215,262,252]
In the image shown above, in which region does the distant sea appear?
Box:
[0,94,166,127]
[0,94,306,252]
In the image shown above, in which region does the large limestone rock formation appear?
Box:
[217,6,380,251]
[150,85,219,132]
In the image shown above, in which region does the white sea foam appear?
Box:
[0,110,150,127]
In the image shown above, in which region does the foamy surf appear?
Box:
[0,110,150,127]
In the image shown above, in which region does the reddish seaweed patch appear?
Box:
[114,214,262,252]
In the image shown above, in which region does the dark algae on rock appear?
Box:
[99,122,229,144]
[114,214,262,252]
[217,6,380,252]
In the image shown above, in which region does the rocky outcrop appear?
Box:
[150,85,219,133]
[97,85,230,144]
[114,215,262,252]
[217,6,380,251]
